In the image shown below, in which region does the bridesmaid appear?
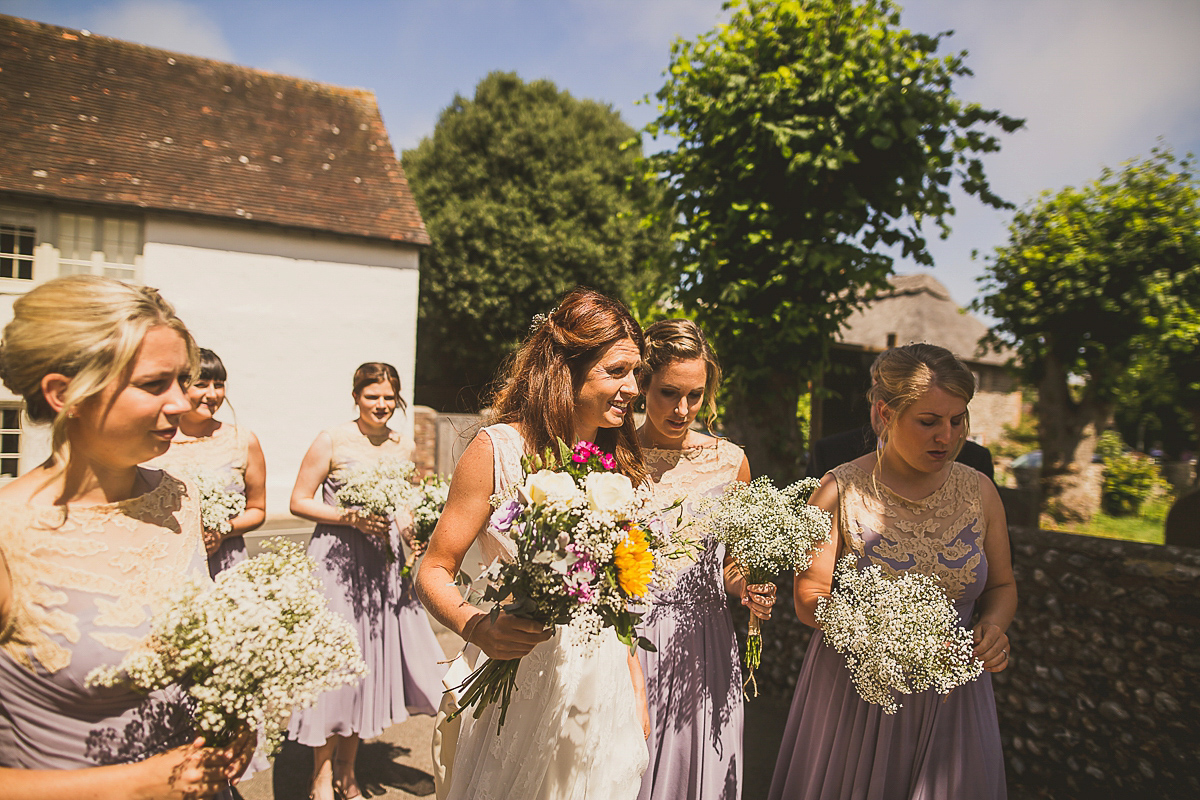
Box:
[634,319,775,800]
[147,348,266,577]
[286,362,444,800]
[0,275,251,798]
[769,344,1015,800]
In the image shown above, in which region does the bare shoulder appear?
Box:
[809,471,841,512]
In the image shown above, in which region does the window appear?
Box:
[0,406,20,479]
[57,212,140,280]
[0,214,36,280]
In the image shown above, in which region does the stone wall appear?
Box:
[733,527,1200,799]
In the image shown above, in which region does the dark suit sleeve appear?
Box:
[806,438,831,479]
[958,441,995,481]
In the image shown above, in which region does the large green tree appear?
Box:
[645,0,1021,481]
[977,148,1200,520]
[404,72,671,410]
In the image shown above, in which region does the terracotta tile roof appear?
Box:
[0,15,429,245]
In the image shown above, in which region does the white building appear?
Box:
[0,15,429,518]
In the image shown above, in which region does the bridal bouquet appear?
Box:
[699,476,832,695]
[450,440,675,727]
[815,554,983,714]
[87,539,368,752]
[191,471,247,535]
[399,473,450,578]
[334,457,417,563]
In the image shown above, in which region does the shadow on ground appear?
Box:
[271,740,435,800]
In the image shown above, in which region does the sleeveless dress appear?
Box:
[637,439,745,800]
[768,462,1007,800]
[147,423,253,578]
[444,423,649,800]
[0,470,211,769]
[287,421,444,746]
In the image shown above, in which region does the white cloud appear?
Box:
[88,0,235,61]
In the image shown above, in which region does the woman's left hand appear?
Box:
[217,726,258,784]
[741,582,776,621]
[972,621,1011,672]
[201,527,222,555]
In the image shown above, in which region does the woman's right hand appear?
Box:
[342,509,389,538]
[468,611,553,660]
[135,737,236,800]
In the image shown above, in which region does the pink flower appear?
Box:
[600,453,616,471]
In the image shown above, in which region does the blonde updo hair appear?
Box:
[0,275,198,461]
[638,318,723,432]
[868,343,975,461]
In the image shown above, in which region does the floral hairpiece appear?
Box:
[529,306,558,334]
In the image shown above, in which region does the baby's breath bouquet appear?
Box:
[815,554,983,714]
[191,470,247,535]
[450,440,676,728]
[87,539,368,752]
[700,476,832,695]
[334,457,416,563]
[399,473,450,579]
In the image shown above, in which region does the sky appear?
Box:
[3,0,1199,310]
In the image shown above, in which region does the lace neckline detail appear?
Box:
[5,467,173,517]
[171,421,231,446]
[840,461,958,509]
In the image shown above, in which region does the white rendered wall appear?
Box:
[142,216,420,519]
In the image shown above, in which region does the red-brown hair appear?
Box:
[491,287,646,485]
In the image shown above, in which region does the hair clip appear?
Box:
[529,313,549,334]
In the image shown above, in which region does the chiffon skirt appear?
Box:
[768,630,1006,800]
[288,523,444,745]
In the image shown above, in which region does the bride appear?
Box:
[416,287,651,800]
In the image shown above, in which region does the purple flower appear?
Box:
[488,499,520,533]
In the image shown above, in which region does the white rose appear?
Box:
[524,470,580,506]
[584,471,635,513]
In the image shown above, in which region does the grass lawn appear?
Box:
[1046,511,1165,545]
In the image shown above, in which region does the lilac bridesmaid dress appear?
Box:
[0,472,211,771]
[768,462,1007,800]
[288,421,444,746]
[638,439,746,800]
[148,423,253,578]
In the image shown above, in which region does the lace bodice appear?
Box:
[643,438,745,522]
[643,438,745,605]
[0,470,208,677]
[147,423,251,495]
[327,420,414,478]
[831,461,988,605]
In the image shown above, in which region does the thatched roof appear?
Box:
[837,273,1011,367]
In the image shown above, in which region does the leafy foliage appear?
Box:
[976,147,1200,518]
[403,72,672,410]
[645,0,1021,479]
[1100,452,1162,518]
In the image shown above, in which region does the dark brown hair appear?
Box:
[353,362,406,413]
[491,287,646,485]
[638,318,723,432]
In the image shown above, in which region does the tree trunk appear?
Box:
[723,374,805,484]
[1035,354,1109,523]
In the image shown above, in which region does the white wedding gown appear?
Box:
[444,423,649,800]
